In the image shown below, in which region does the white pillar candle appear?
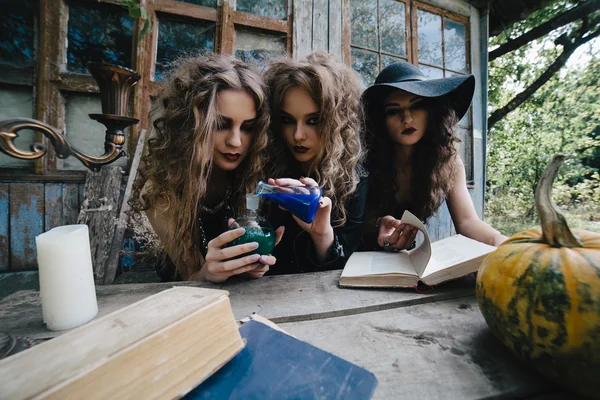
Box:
[36,224,98,331]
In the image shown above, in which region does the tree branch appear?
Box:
[488,27,600,130]
[489,0,600,61]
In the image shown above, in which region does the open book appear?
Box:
[340,210,497,288]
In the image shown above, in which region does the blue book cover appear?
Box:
[185,320,378,399]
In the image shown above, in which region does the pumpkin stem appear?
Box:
[535,154,583,248]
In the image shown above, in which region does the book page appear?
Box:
[401,210,432,277]
[421,235,496,278]
[340,251,417,277]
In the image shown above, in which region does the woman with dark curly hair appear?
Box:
[262,51,368,273]
[130,55,283,282]
[362,61,507,252]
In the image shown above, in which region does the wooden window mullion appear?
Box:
[36,0,69,173]
[342,0,351,65]
[377,0,381,70]
[218,0,235,55]
[410,1,418,65]
[441,14,446,76]
[130,0,154,161]
[287,0,294,54]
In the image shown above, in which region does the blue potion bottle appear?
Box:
[227,194,276,256]
[255,181,322,224]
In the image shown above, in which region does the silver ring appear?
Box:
[382,240,400,253]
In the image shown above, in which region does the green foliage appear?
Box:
[486,0,600,233]
[119,0,151,39]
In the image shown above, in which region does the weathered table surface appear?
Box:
[0,270,567,399]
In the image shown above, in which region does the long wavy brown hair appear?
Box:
[364,90,460,233]
[263,51,366,227]
[130,55,270,274]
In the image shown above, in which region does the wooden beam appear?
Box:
[293,0,312,59]
[218,1,235,55]
[147,3,160,82]
[342,0,351,65]
[104,129,147,284]
[414,1,469,24]
[329,0,343,59]
[0,170,87,182]
[233,11,288,32]
[77,167,122,284]
[153,0,218,21]
[312,0,329,50]
[36,0,68,174]
[287,0,294,54]
[0,68,34,87]
[130,0,152,165]
[55,75,100,93]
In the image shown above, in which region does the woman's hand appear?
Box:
[377,215,418,251]
[268,177,334,238]
[191,219,282,283]
[245,225,285,279]
[268,177,334,263]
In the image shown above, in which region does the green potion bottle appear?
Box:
[227,194,276,256]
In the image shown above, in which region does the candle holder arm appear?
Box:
[0,117,133,172]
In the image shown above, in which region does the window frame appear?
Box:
[0,0,293,178]
[344,0,474,184]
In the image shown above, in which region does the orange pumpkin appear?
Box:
[476,155,600,398]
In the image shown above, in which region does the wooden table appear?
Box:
[0,270,565,399]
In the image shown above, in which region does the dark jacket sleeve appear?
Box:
[296,174,370,271]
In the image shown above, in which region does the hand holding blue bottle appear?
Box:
[267,177,334,239]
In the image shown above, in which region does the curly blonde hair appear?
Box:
[130,55,270,275]
[263,51,366,226]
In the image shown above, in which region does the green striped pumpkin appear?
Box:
[476,155,600,398]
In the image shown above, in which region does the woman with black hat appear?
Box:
[361,61,507,252]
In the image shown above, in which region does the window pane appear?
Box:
[176,0,217,7]
[61,93,128,170]
[234,29,286,67]
[456,127,473,181]
[67,4,134,74]
[350,0,378,50]
[351,48,378,86]
[444,18,467,73]
[237,0,287,20]
[0,87,35,168]
[380,0,406,57]
[0,0,34,69]
[419,65,443,79]
[381,55,404,70]
[459,105,471,127]
[155,17,216,81]
[446,72,472,127]
[417,10,442,67]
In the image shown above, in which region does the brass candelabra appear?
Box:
[0,63,141,172]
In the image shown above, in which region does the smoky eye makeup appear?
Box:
[410,99,428,110]
[241,119,257,133]
[384,106,401,117]
[280,111,296,124]
[214,117,230,130]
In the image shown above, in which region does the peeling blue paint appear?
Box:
[0,187,9,271]
[10,185,43,270]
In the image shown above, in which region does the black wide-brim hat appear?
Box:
[362,61,475,122]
